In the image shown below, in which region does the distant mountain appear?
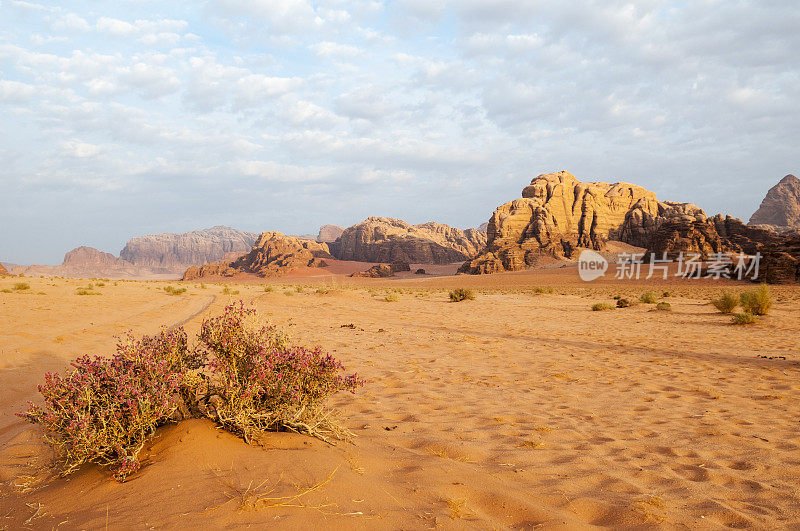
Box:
[120,226,258,274]
[749,174,800,228]
[317,224,345,243]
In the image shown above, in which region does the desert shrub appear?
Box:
[19,329,198,481]
[662,291,671,298]
[616,298,632,308]
[1,288,12,293]
[263,284,274,292]
[613,295,622,300]
[164,285,187,296]
[76,288,100,296]
[731,312,757,325]
[655,302,672,311]
[20,303,362,482]
[222,285,240,295]
[449,288,475,302]
[294,285,303,293]
[197,303,362,444]
[740,284,772,316]
[592,302,614,311]
[640,292,658,304]
[283,290,294,296]
[96,282,105,287]
[711,292,738,314]
[533,286,555,294]
[13,282,30,291]
[384,293,399,302]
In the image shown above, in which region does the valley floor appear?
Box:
[1,272,799,528]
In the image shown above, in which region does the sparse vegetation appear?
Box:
[616,298,632,308]
[164,285,187,296]
[740,284,773,316]
[19,303,363,482]
[711,292,738,314]
[384,293,399,302]
[449,288,475,302]
[533,286,555,294]
[13,282,30,291]
[263,284,274,292]
[592,302,614,311]
[222,285,240,295]
[655,302,672,311]
[640,291,658,304]
[731,312,757,325]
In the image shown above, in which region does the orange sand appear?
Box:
[1,271,799,528]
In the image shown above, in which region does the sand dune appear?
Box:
[1,272,799,528]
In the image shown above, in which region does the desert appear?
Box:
[1,267,800,528]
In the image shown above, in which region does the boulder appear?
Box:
[351,262,411,278]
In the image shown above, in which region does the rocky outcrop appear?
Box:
[0,263,9,276]
[351,262,411,278]
[749,175,800,228]
[460,171,793,275]
[331,218,487,264]
[461,171,706,273]
[759,235,800,284]
[183,232,332,279]
[317,225,345,243]
[121,226,258,274]
[19,247,146,279]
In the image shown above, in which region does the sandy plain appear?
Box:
[1,269,799,529]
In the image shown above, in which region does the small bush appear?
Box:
[740,284,772,316]
[592,302,614,311]
[613,295,622,300]
[263,285,274,292]
[711,292,738,314]
[616,298,632,308]
[96,282,105,287]
[19,329,198,481]
[731,312,757,325]
[222,285,240,295]
[1,288,12,293]
[164,286,187,296]
[283,290,294,296]
[449,288,475,302]
[662,292,671,298]
[640,292,658,304]
[384,293,399,302]
[13,282,30,291]
[76,288,100,296]
[533,286,555,294]
[655,302,672,311]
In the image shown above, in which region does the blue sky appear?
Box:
[1,0,798,264]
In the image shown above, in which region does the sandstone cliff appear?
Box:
[19,246,146,279]
[121,226,258,274]
[460,171,789,276]
[749,174,800,228]
[0,263,9,276]
[351,262,411,278]
[330,218,487,264]
[183,232,332,279]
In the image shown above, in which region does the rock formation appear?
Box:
[317,225,345,243]
[749,174,800,228]
[0,263,9,276]
[460,171,792,277]
[183,232,333,279]
[759,235,800,283]
[330,218,487,264]
[351,262,411,278]
[120,226,258,274]
[19,246,145,278]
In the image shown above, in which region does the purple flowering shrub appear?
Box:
[20,303,363,481]
[198,303,363,443]
[19,329,195,481]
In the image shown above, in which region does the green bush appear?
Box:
[13,282,30,291]
[655,302,672,311]
[164,286,187,296]
[640,292,658,304]
[616,298,632,308]
[711,292,738,314]
[731,312,757,325]
[740,284,772,316]
[449,288,475,302]
[592,302,614,311]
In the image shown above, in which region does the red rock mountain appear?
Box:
[330,217,487,265]
[749,174,800,228]
[461,171,790,279]
[0,263,9,276]
[120,226,258,274]
[183,232,333,279]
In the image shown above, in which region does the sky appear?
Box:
[1,0,798,264]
